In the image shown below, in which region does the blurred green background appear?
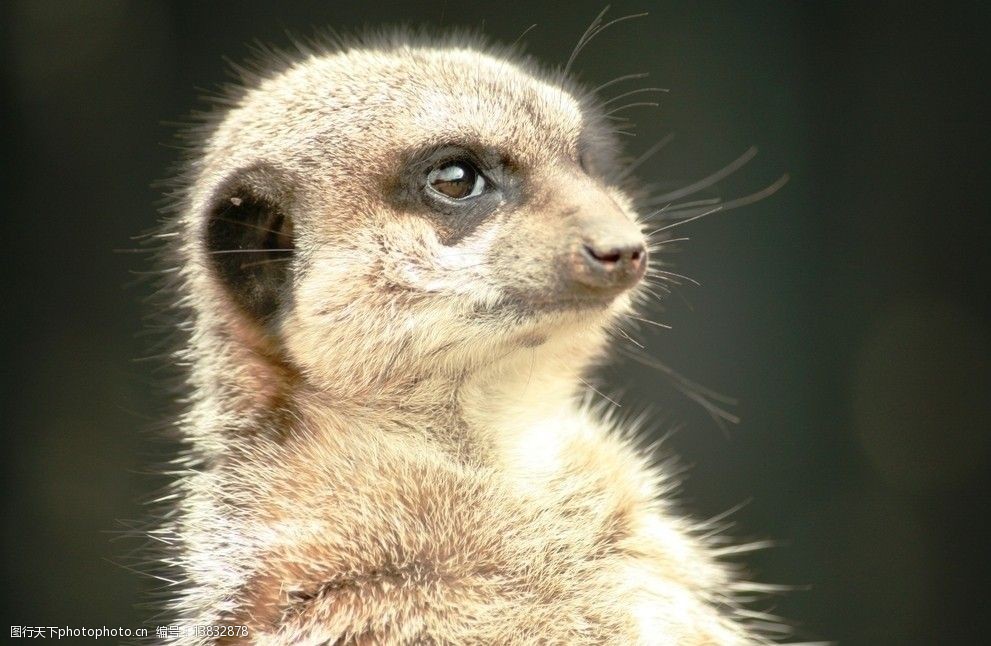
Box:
[2,1,988,644]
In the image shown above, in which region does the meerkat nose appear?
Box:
[574,238,648,291]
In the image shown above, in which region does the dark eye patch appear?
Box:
[385,143,526,245]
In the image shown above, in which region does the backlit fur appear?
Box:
[155,32,786,645]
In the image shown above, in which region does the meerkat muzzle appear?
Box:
[566,207,648,294]
[575,239,647,291]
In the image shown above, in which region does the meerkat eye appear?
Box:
[427,161,486,200]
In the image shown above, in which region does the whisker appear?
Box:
[618,133,676,182]
[627,348,737,405]
[565,7,649,76]
[592,71,649,95]
[510,23,538,49]
[617,346,740,429]
[623,313,672,329]
[645,236,690,247]
[214,215,285,236]
[600,87,669,107]
[647,206,723,236]
[651,197,722,216]
[578,377,622,408]
[647,173,790,231]
[564,6,611,77]
[708,173,790,212]
[637,281,669,298]
[207,248,293,255]
[648,276,684,288]
[604,101,659,117]
[239,258,293,269]
[652,269,700,287]
[643,146,759,206]
[615,326,645,349]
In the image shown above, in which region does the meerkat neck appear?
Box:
[187,310,602,458]
[201,342,585,470]
[298,348,584,438]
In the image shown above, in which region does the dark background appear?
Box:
[2,1,988,644]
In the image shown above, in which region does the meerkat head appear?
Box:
[180,37,648,400]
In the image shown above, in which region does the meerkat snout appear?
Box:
[563,194,648,294]
[575,238,647,291]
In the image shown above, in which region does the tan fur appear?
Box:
[158,35,783,645]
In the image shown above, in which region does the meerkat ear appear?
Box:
[204,164,295,327]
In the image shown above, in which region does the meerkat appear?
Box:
[151,28,791,646]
